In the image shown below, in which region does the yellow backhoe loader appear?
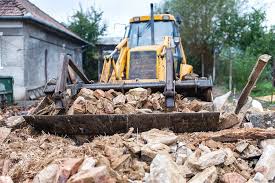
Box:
[24,4,220,136]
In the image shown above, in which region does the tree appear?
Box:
[164,0,274,93]
[68,5,106,80]
[163,0,245,76]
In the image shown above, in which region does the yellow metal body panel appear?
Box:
[130,14,176,23]
[180,64,193,80]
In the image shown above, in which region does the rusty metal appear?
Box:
[235,54,271,114]
[24,112,220,136]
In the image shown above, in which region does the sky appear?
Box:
[29,0,275,37]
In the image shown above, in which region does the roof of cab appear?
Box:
[129,14,176,23]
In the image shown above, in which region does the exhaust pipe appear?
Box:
[150,3,155,45]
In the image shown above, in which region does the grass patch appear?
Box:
[251,82,274,97]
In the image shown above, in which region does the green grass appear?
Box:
[251,82,274,97]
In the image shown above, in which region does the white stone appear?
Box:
[141,142,170,160]
[255,145,275,181]
[78,157,96,172]
[260,139,275,149]
[128,88,148,101]
[247,172,268,183]
[5,116,25,128]
[188,166,217,183]
[145,154,186,183]
[224,148,236,166]
[33,164,59,183]
[0,127,11,143]
[191,149,226,169]
[141,129,178,145]
[0,176,13,183]
[213,91,231,111]
[235,141,249,153]
[252,100,264,112]
[198,144,211,154]
[113,94,126,105]
[242,145,262,159]
[175,154,188,165]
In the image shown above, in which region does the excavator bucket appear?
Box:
[24,112,220,136]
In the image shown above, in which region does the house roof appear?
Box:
[0,0,87,44]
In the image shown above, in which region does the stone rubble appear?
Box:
[1,90,275,182]
[254,145,275,181]
[38,88,216,115]
[221,172,247,183]
[188,166,217,183]
[145,154,186,183]
[1,123,275,182]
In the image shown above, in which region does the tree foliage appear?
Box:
[68,6,106,80]
[163,0,274,92]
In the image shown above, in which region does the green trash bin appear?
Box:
[0,76,14,105]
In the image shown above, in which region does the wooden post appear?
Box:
[235,54,271,114]
[213,50,216,83]
[229,49,232,91]
[201,53,205,77]
[229,59,232,91]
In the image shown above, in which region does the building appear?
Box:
[0,0,88,100]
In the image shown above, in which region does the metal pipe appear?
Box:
[81,79,213,91]
[235,54,271,114]
[150,3,155,45]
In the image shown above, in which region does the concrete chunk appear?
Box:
[5,116,25,129]
[188,166,217,183]
[33,164,59,183]
[141,129,178,145]
[190,149,226,170]
[221,172,246,183]
[146,154,186,183]
[57,158,84,182]
[0,176,14,183]
[0,127,11,143]
[255,145,275,180]
[78,157,96,172]
[68,166,115,183]
[213,91,231,111]
[241,145,262,159]
[113,94,126,105]
[141,143,170,160]
[235,141,249,153]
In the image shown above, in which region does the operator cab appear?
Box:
[125,14,184,80]
[127,14,181,48]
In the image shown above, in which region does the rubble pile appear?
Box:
[1,89,275,182]
[36,88,214,115]
[1,126,275,182]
